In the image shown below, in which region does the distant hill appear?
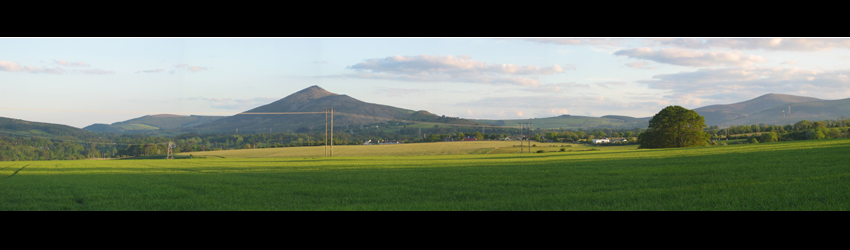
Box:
[716,97,850,126]
[472,114,649,130]
[83,114,224,134]
[405,110,484,126]
[0,116,96,140]
[194,86,424,133]
[693,93,823,126]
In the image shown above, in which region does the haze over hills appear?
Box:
[693,93,825,126]
[715,97,850,126]
[192,85,489,133]
[472,115,651,130]
[83,114,224,134]
[47,87,849,135]
[1,116,97,140]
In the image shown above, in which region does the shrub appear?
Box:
[559,148,566,152]
[536,150,544,153]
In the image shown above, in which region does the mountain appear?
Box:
[717,97,850,126]
[84,114,224,134]
[194,86,455,133]
[693,93,823,126]
[1,116,97,140]
[472,114,650,129]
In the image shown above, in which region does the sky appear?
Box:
[3,37,850,128]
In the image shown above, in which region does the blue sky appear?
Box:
[3,38,850,128]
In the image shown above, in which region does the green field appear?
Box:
[1,139,849,210]
[180,141,591,158]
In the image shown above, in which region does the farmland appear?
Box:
[1,138,848,210]
[179,140,595,158]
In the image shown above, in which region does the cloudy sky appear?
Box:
[3,38,850,128]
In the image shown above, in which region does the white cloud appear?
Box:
[0,61,24,72]
[517,38,625,46]
[344,55,567,87]
[1,61,64,74]
[595,81,627,89]
[137,69,165,73]
[78,69,115,75]
[53,60,89,67]
[550,108,569,115]
[639,66,850,105]
[648,38,850,51]
[188,66,207,72]
[173,64,208,73]
[2,60,117,75]
[520,82,590,93]
[614,48,766,67]
[780,60,798,65]
[625,61,654,69]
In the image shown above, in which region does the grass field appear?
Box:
[179,141,594,158]
[1,138,849,210]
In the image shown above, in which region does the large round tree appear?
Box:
[638,106,709,149]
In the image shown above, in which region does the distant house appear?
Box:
[463,136,477,141]
[593,138,627,144]
[592,138,610,144]
[378,141,401,145]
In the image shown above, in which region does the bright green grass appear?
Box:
[114,124,159,130]
[1,138,849,210]
[181,141,584,158]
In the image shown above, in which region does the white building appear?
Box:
[592,138,610,144]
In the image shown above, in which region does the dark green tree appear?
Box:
[638,106,709,149]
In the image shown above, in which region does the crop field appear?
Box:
[1,138,849,210]
[180,141,587,158]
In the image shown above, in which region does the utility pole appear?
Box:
[325,108,328,157]
[331,108,334,157]
[166,141,174,159]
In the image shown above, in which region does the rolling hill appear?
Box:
[718,97,850,126]
[74,87,847,135]
[192,86,490,133]
[83,114,224,134]
[693,93,824,126]
[0,116,98,141]
[472,114,650,130]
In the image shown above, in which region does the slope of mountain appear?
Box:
[719,97,850,126]
[194,86,423,133]
[83,114,224,134]
[0,116,97,140]
[472,114,649,129]
[694,93,823,126]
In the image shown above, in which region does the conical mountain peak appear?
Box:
[290,85,337,100]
